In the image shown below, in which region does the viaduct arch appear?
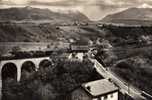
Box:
[0,57,52,100]
[0,57,52,81]
[21,61,36,81]
[2,63,17,82]
[39,59,52,71]
[0,56,52,99]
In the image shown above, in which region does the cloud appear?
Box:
[1,0,152,7]
[138,3,152,8]
[2,0,30,4]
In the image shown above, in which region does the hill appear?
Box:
[0,7,89,22]
[0,7,99,42]
[0,21,106,42]
[102,7,152,25]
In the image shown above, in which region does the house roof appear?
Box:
[50,53,71,59]
[70,45,89,51]
[81,79,118,97]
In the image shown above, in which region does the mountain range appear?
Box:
[0,7,95,42]
[1,7,152,43]
[0,7,89,23]
[102,7,152,25]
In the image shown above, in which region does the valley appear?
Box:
[0,6,152,100]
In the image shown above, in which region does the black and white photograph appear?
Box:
[0,0,152,100]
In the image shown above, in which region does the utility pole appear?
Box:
[128,82,130,94]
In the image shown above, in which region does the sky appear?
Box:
[0,0,152,20]
[2,0,152,6]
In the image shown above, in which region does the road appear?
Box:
[90,58,147,100]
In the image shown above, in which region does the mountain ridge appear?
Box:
[0,7,93,42]
[0,7,90,22]
[102,7,152,25]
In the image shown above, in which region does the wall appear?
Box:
[100,92,118,100]
[71,88,91,100]
[68,53,84,61]
[71,89,118,100]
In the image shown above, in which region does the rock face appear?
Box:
[102,7,152,25]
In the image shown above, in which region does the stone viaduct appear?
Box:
[0,56,52,99]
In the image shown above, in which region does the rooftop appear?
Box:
[82,79,118,97]
[70,45,89,51]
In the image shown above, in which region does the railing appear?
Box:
[142,91,152,100]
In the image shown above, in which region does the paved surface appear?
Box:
[90,58,147,100]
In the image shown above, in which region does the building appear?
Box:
[68,52,86,61]
[68,45,89,61]
[70,79,119,100]
[70,45,89,53]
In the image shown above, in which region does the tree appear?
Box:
[11,46,21,55]
[2,57,102,100]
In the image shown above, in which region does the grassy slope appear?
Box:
[97,25,152,95]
